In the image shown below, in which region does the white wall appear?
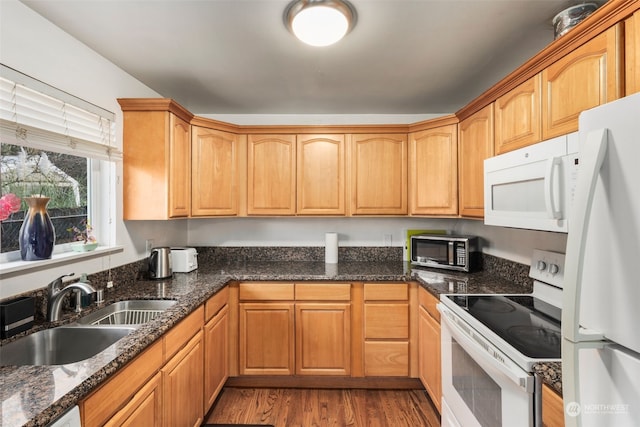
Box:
[187,216,567,265]
[0,0,187,298]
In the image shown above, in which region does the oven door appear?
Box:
[439,304,537,427]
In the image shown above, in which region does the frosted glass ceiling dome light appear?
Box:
[285,0,357,47]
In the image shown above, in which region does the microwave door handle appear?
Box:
[544,157,562,219]
[562,128,608,343]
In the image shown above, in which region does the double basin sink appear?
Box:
[0,299,176,366]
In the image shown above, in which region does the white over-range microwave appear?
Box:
[484,133,579,233]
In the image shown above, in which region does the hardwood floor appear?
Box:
[204,387,441,427]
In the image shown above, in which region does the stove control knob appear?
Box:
[537,260,547,271]
[549,264,560,275]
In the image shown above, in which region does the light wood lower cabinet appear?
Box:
[204,303,229,412]
[162,330,204,427]
[239,302,295,375]
[418,287,441,413]
[363,283,410,376]
[80,297,225,427]
[238,282,353,376]
[542,383,565,427]
[80,340,163,427]
[104,372,163,427]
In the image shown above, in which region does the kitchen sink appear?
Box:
[76,299,176,326]
[0,326,134,366]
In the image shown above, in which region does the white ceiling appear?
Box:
[20,0,589,116]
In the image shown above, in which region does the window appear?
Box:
[0,65,118,261]
[1,144,89,252]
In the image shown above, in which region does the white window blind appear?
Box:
[0,65,119,161]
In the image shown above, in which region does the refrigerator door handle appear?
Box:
[562,128,608,343]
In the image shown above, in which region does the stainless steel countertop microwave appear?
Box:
[410,234,478,272]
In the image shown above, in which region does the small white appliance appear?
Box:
[561,92,640,427]
[170,247,198,273]
[484,132,579,232]
[438,249,564,427]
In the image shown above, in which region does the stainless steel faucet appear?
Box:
[47,273,97,321]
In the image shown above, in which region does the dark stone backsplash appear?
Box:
[2,247,531,320]
[195,246,404,264]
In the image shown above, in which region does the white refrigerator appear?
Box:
[562,92,640,427]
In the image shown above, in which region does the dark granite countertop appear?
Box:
[0,260,549,426]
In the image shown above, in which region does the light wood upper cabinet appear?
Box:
[297,134,345,215]
[458,104,494,218]
[119,99,194,220]
[409,124,458,216]
[192,126,244,216]
[627,10,640,95]
[495,74,541,154]
[542,24,624,140]
[247,134,296,215]
[350,134,408,215]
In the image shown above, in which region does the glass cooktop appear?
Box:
[448,295,561,359]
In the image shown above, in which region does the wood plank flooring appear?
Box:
[204,387,441,427]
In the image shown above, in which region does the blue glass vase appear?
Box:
[19,197,55,261]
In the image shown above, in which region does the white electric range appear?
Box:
[437,249,564,427]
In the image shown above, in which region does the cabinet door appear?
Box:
[295,303,351,376]
[458,103,494,218]
[247,134,296,215]
[239,302,295,375]
[350,134,408,215]
[409,125,458,215]
[626,10,640,95]
[419,305,441,413]
[104,373,162,427]
[297,134,345,215]
[162,331,204,427]
[542,24,623,139]
[204,305,229,413]
[168,113,191,218]
[542,383,565,427]
[192,127,240,216]
[494,74,541,154]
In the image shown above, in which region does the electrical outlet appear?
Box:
[383,234,392,246]
[106,281,113,288]
[145,239,154,255]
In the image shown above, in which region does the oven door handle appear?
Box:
[440,304,534,393]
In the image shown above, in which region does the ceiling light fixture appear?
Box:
[284,0,357,47]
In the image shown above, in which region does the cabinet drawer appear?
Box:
[364,283,408,301]
[205,287,229,321]
[164,305,204,360]
[295,283,351,300]
[418,287,440,323]
[365,303,409,339]
[364,341,409,376]
[239,282,295,301]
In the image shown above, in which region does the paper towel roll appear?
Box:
[325,232,338,264]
